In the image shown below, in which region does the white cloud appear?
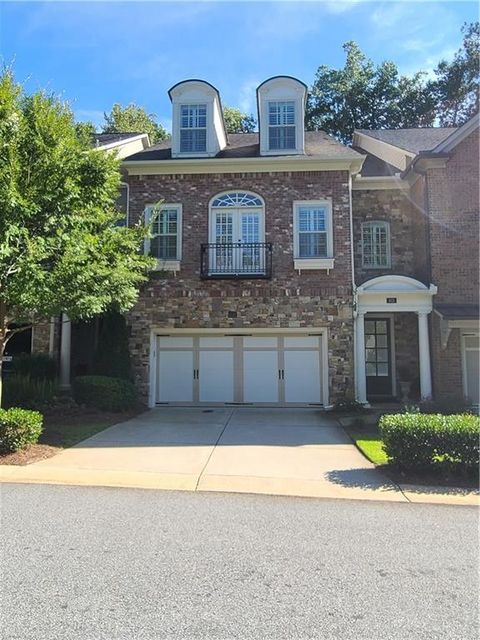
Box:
[237,79,260,116]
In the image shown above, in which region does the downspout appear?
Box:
[349,173,358,402]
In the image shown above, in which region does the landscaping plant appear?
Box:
[379,412,480,474]
[73,375,137,412]
[0,407,43,452]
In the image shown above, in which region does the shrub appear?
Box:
[73,375,136,412]
[3,375,58,409]
[0,408,43,452]
[379,413,480,473]
[12,353,57,380]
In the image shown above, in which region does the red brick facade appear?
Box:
[427,129,479,399]
[126,170,355,403]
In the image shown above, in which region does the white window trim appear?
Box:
[361,220,391,269]
[144,203,183,272]
[119,182,129,225]
[293,200,334,272]
[208,191,266,244]
[268,101,296,152]
[179,103,207,154]
[174,100,211,158]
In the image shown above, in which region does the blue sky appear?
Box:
[1,0,477,132]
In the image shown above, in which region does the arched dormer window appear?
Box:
[257,76,307,156]
[169,80,227,158]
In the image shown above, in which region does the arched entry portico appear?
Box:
[355,275,437,404]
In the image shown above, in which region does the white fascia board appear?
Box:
[123,156,365,176]
[352,176,408,191]
[434,113,479,153]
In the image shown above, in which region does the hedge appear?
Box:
[379,413,480,473]
[73,375,137,412]
[0,408,43,453]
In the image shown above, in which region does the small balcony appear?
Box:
[200,242,273,279]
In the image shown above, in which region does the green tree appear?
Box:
[223,106,256,133]
[306,41,436,144]
[431,21,479,126]
[102,103,168,143]
[0,70,153,404]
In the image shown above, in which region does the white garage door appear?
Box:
[155,334,325,406]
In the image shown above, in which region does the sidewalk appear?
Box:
[0,407,477,506]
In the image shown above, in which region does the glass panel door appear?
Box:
[365,318,393,397]
[240,211,262,274]
[212,210,234,273]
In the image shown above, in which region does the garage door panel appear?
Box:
[199,351,234,402]
[157,350,193,402]
[243,351,279,403]
[284,350,321,404]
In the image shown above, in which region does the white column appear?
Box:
[417,311,432,400]
[355,310,368,405]
[59,312,71,390]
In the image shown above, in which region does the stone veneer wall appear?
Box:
[126,170,354,404]
[352,189,423,284]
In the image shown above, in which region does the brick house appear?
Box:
[32,77,479,408]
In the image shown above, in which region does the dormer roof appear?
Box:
[256,75,307,156]
[168,79,227,158]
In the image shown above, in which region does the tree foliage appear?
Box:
[431,21,479,126]
[0,70,153,403]
[223,106,256,133]
[306,41,436,144]
[102,102,169,143]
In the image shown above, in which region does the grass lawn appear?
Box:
[0,407,143,466]
[350,431,389,465]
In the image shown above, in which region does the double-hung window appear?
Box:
[362,221,391,269]
[180,104,207,153]
[268,101,295,150]
[293,201,334,271]
[145,204,182,269]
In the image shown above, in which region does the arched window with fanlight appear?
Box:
[203,191,271,278]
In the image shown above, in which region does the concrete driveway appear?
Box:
[0,407,412,501]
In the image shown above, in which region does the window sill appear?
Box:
[294,258,334,273]
[152,260,181,273]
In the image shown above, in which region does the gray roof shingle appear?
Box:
[356,127,457,154]
[124,131,362,162]
[93,132,144,147]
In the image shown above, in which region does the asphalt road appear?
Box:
[0,484,478,640]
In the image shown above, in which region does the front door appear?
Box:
[365,317,393,398]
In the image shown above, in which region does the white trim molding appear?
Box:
[144,202,183,272]
[355,275,438,403]
[292,200,334,272]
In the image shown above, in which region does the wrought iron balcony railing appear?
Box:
[201,242,273,279]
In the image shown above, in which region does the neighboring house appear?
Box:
[32,78,479,408]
